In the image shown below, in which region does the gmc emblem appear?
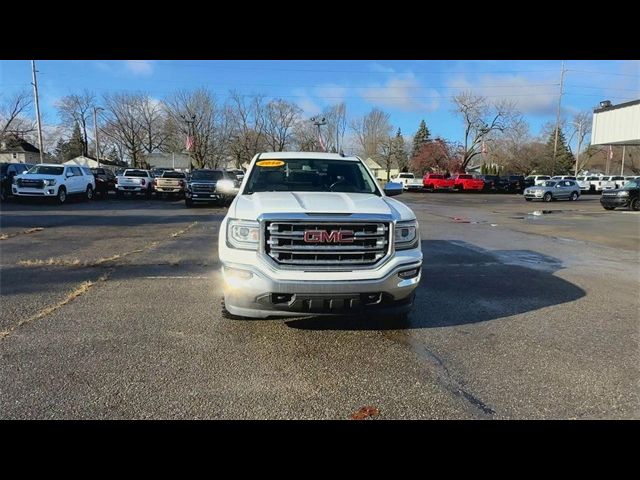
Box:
[303,230,354,243]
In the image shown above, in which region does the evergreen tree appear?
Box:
[53,138,71,163]
[392,128,409,172]
[67,122,85,160]
[543,127,574,174]
[411,120,431,159]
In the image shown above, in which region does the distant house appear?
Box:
[146,152,191,170]
[364,157,399,181]
[0,135,40,164]
[63,155,124,170]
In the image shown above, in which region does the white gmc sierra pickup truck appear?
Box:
[218,152,423,319]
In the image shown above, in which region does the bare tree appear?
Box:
[102,93,146,168]
[569,111,592,173]
[350,107,392,160]
[263,99,302,152]
[56,90,95,156]
[453,91,520,171]
[319,102,347,153]
[0,90,35,138]
[138,97,169,155]
[164,88,223,169]
[292,117,321,152]
[227,91,268,167]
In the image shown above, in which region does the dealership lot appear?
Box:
[0,193,638,419]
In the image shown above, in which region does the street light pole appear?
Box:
[311,116,327,152]
[93,106,104,168]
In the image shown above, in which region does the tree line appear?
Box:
[1,88,638,175]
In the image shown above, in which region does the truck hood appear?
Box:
[230,192,415,221]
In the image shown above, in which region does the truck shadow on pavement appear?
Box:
[286,240,586,331]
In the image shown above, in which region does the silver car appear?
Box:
[524,180,580,202]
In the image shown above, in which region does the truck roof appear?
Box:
[253,152,361,162]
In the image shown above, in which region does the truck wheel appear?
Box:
[543,192,553,202]
[630,198,639,211]
[570,192,578,201]
[525,198,532,201]
[603,206,615,210]
[57,187,67,205]
[185,199,193,208]
[85,185,94,201]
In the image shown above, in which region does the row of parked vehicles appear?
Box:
[392,172,528,193]
[1,162,244,207]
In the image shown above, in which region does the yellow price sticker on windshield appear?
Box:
[256,160,285,167]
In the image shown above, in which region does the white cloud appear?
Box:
[314,84,347,102]
[292,88,321,116]
[369,62,395,73]
[124,60,154,76]
[446,74,559,115]
[359,73,439,112]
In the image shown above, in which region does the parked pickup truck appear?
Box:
[601,175,627,191]
[451,174,484,192]
[154,171,187,197]
[423,173,454,191]
[185,169,238,207]
[116,169,153,197]
[577,176,600,193]
[218,152,422,319]
[13,163,95,204]
[391,173,423,191]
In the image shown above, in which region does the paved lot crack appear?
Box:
[0,269,113,341]
[0,227,44,241]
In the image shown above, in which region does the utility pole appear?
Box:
[552,60,566,176]
[311,116,327,152]
[31,60,44,164]
[93,106,104,167]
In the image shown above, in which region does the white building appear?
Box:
[591,99,640,146]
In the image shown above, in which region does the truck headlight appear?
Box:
[617,191,629,196]
[395,220,419,250]
[45,179,56,186]
[227,219,260,250]
[217,180,235,193]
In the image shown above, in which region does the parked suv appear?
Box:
[1,162,33,201]
[524,180,580,202]
[13,164,95,204]
[218,152,422,319]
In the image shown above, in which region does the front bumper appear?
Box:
[13,187,57,196]
[600,196,630,208]
[156,187,184,193]
[222,260,422,318]
[117,186,147,193]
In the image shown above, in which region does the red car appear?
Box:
[452,174,484,192]
[423,173,454,191]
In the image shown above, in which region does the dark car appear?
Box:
[600,179,639,211]
[1,162,34,201]
[185,169,238,208]
[505,175,525,193]
[90,167,117,197]
[479,175,509,192]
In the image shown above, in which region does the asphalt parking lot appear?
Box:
[1,192,638,419]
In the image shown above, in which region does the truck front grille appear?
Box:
[192,183,215,193]
[17,179,44,189]
[265,221,390,268]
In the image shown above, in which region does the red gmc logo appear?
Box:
[303,230,355,243]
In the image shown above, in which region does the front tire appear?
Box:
[630,198,639,211]
[57,187,67,205]
[570,192,578,201]
[603,206,615,210]
[85,185,93,201]
[543,192,553,202]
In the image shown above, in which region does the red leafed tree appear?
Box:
[410,138,462,175]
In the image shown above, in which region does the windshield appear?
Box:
[244,158,378,195]
[191,170,224,181]
[544,181,557,187]
[458,175,472,179]
[124,170,148,177]
[26,165,64,175]
[162,172,186,179]
[623,180,639,190]
[399,174,414,178]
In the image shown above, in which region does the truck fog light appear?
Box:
[225,267,253,280]
[48,189,54,194]
[398,268,420,279]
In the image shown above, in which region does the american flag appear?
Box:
[186,135,194,151]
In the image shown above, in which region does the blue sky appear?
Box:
[1,60,638,150]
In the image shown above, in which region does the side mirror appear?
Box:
[383,182,403,196]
